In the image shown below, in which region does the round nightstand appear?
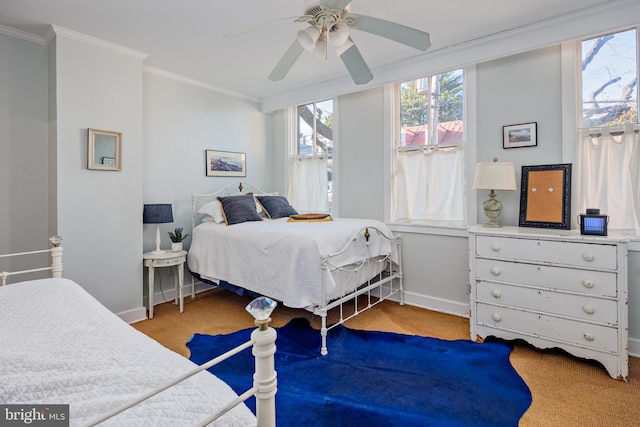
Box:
[143,250,187,319]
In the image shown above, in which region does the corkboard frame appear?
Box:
[519,164,572,229]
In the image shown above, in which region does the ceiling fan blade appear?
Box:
[268,40,305,81]
[338,40,373,85]
[320,0,352,10]
[352,14,431,51]
[223,15,310,39]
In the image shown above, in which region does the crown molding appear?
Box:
[0,24,47,45]
[143,66,260,104]
[50,25,148,59]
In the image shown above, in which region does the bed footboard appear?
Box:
[315,228,403,355]
[85,297,278,427]
[0,236,63,286]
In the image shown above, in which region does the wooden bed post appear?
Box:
[251,322,277,427]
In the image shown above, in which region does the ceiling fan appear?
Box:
[224,0,431,85]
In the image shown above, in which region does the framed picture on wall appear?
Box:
[205,150,246,177]
[503,122,537,149]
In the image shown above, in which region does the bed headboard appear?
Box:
[191,181,269,229]
[0,236,63,286]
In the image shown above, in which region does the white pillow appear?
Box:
[198,200,225,223]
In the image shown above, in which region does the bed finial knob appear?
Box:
[364,228,370,242]
[49,235,63,248]
[238,182,243,193]
[247,296,277,330]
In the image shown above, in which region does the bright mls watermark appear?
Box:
[0,405,69,426]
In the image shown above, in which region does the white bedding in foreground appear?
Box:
[0,278,256,427]
[187,217,398,308]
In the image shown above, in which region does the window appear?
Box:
[581,28,638,127]
[393,69,466,225]
[575,27,640,230]
[287,99,333,212]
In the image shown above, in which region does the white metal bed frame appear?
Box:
[190,181,404,355]
[1,239,277,427]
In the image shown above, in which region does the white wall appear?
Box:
[335,88,386,220]
[142,71,274,303]
[52,33,145,316]
[0,34,49,270]
[476,46,564,226]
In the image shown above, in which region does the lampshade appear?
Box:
[143,204,174,224]
[143,204,173,254]
[297,26,321,51]
[472,162,517,191]
[327,21,350,47]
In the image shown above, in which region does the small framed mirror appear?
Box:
[88,128,121,171]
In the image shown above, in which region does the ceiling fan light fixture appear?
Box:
[327,21,350,47]
[297,25,321,51]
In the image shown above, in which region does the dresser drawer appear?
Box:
[476,303,618,352]
[475,235,618,270]
[145,256,185,268]
[475,258,617,297]
[476,281,618,324]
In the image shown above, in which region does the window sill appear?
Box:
[388,222,470,238]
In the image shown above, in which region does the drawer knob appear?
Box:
[583,332,595,342]
[583,305,595,315]
[492,312,502,322]
[492,289,502,298]
[490,266,501,276]
[582,279,595,289]
[490,243,500,252]
[582,253,594,262]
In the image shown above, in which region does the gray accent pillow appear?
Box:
[256,195,298,219]
[217,193,264,225]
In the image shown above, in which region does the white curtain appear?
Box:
[395,148,465,223]
[287,156,329,213]
[577,125,640,230]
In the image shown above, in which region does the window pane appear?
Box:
[582,28,638,127]
[297,100,333,156]
[294,99,333,211]
[400,70,464,146]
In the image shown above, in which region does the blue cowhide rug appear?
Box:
[188,317,531,427]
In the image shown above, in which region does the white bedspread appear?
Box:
[0,278,256,427]
[187,217,398,308]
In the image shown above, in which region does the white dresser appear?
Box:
[468,226,628,381]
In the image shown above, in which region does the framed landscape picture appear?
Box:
[205,150,246,177]
[503,122,537,149]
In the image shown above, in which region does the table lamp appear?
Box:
[143,204,173,253]
[472,160,517,227]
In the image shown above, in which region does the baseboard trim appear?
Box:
[119,306,147,324]
[629,337,640,358]
[401,290,470,319]
[133,280,215,323]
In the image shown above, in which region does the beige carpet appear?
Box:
[133,288,640,427]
